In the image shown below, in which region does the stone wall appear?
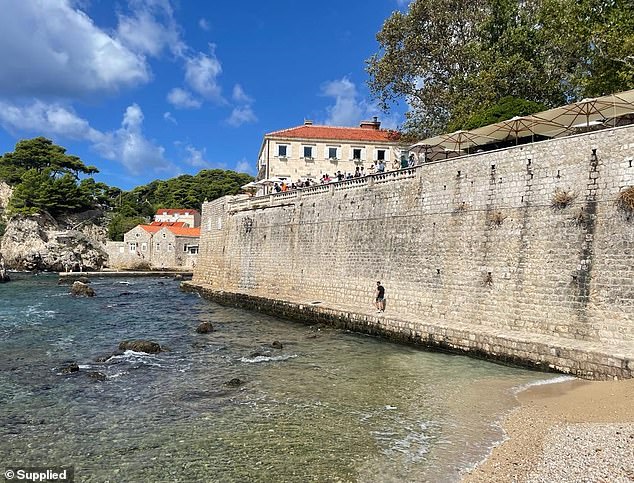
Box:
[193,125,634,378]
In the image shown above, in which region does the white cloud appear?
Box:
[198,18,210,31]
[116,4,184,58]
[236,159,255,174]
[0,100,102,142]
[320,76,402,129]
[227,106,257,127]
[184,47,224,102]
[163,111,177,124]
[166,87,202,109]
[93,103,172,174]
[321,77,364,126]
[232,84,252,104]
[0,0,149,97]
[0,99,173,175]
[184,145,211,168]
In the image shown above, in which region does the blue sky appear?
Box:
[0,0,407,190]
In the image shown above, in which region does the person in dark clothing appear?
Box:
[375,281,385,313]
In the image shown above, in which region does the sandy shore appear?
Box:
[462,377,634,482]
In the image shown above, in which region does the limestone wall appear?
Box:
[195,125,634,351]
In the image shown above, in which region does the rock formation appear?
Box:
[70,281,96,297]
[196,322,214,334]
[0,211,107,272]
[118,340,163,354]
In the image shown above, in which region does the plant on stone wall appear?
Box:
[483,272,493,287]
[487,210,506,227]
[552,189,575,209]
[454,201,470,213]
[616,186,634,213]
[571,208,588,227]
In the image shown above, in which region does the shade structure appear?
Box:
[240,181,259,190]
[411,129,498,153]
[255,177,285,186]
[469,115,569,144]
[533,90,634,128]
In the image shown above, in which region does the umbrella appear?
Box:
[413,129,499,153]
[255,177,285,186]
[533,89,634,129]
[241,181,259,190]
[469,115,569,145]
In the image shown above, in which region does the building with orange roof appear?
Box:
[105,221,201,270]
[256,118,406,183]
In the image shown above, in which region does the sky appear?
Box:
[0,0,408,190]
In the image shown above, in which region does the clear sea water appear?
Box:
[0,274,559,482]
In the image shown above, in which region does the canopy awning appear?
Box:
[411,89,634,152]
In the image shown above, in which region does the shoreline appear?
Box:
[462,377,634,482]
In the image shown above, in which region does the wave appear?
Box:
[512,374,576,394]
[240,354,298,364]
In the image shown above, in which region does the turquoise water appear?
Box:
[0,274,557,482]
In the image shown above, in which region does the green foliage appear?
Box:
[0,220,5,237]
[106,169,253,239]
[453,97,548,131]
[107,214,147,241]
[367,0,634,136]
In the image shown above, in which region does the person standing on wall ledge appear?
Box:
[375,281,386,313]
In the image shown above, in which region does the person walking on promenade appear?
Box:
[375,281,386,313]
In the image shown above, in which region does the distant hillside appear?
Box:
[0,137,254,243]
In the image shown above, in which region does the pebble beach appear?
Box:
[462,378,634,482]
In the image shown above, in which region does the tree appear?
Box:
[367,0,634,137]
[2,138,102,216]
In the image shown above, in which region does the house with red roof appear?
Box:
[105,222,201,270]
[256,118,405,183]
[154,208,200,227]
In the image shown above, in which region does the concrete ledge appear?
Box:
[59,270,193,279]
[181,282,633,381]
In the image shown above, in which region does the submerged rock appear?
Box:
[87,371,107,382]
[196,322,214,334]
[59,362,79,374]
[271,340,283,349]
[173,274,183,281]
[70,281,95,297]
[118,340,162,354]
[94,350,124,363]
[224,377,245,387]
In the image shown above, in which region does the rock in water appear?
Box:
[196,322,214,334]
[70,281,95,297]
[60,362,79,374]
[87,371,107,382]
[224,378,245,387]
[118,340,162,354]
[271,340,283,349]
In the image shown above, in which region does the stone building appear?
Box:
[256,118,405,183]
[153,208,200,227]
[106,223,200,269]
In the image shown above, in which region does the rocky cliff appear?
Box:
[0,210,108,271]
[0,181,12,212]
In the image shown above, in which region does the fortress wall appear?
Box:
[194,126,634,350]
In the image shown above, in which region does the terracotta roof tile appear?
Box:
[149,221,186,227]
[166,226,200,237]
[266,125,401,143]
[140,225,162,233]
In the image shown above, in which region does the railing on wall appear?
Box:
[226,166,422,212]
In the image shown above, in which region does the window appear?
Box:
[352,148,362,160]
[141,242,147,252]
[377,149,386,161]
[303,146,313,158]
[183,244,188,252]
[129,242,137,253]
[168,243,173,252]
[156,243,161,251]
[277,145,288,157]
[328,147,338,159]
